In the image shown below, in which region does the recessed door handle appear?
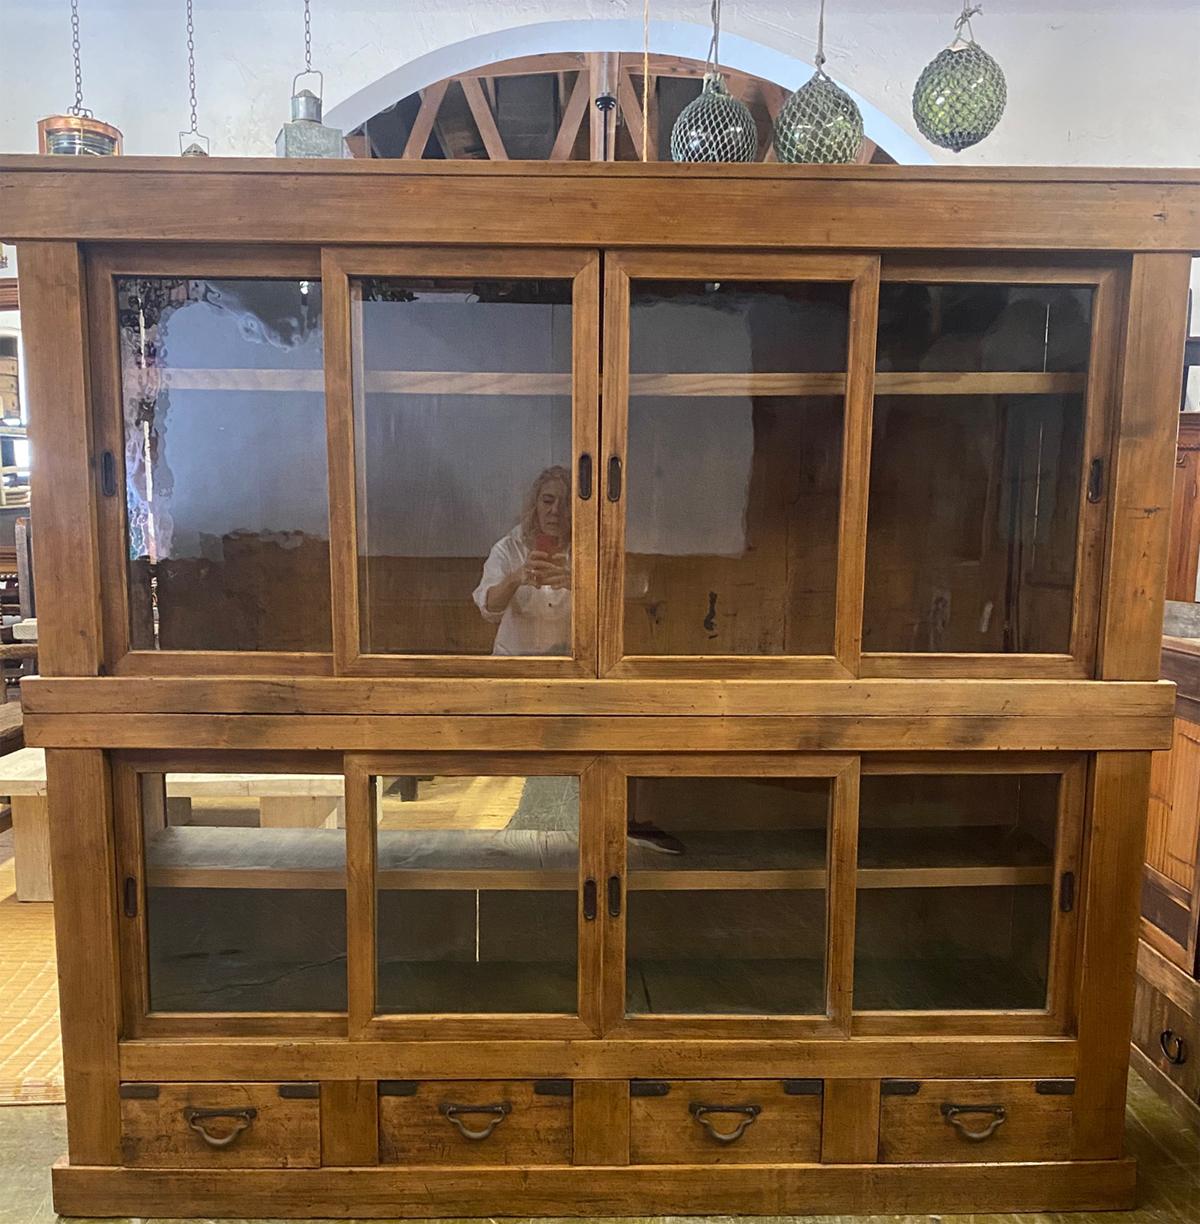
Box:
[606,455,623,502]
[578,453,593,500]
[607,874,622,917]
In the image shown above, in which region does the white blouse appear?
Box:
[472,526,571,657]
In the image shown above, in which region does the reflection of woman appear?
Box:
[473,466,572,656]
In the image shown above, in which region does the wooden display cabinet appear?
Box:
[2,156,1195,1218]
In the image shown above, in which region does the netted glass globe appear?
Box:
[773,71,864,164]
[670,74,758,163]
[912,42,1007,153]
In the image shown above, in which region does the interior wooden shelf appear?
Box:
[133,368,1087,396]
[144,825,1055,893]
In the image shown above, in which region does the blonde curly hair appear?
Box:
[519,465,572,545]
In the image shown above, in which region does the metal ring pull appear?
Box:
[183,1106,257,1149]
[689,1102,761,1144]
[1160,1029,1189,1066]
[439,1100,512,1141]
[940,1102,1007,1142]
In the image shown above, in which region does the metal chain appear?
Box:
[186,0,199,134]
[68,0,89,116]
[304,0,312,73]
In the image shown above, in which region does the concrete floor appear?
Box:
[0,1073,1194,1224]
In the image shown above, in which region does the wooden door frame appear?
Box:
[598,753,859,1040]
[85,244,333,677]
[321,246,601,677]
[852,752,1086,1037]
[860,259,1125,680]
[344,750,603,1041]
[110,749,349,1040]
[599,250,880,679]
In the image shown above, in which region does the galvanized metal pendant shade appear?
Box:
[774,70,863,164]
[772,0,863,164]
[670,0,758,163]
[912,5,1007,153]
[671,74,758,163]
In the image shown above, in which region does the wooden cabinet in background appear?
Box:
[3,157,1194,1219]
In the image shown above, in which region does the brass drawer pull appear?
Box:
[940,1102,1007,1142]
[689,1102,761,1144]
[1160,1029,1189,1065]
[440,1100,511,1141]
[183,1106,257,1149]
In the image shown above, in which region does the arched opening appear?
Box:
[344,51,897,164]
[325,19,932,165]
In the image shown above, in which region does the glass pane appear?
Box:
[141,769,346,1012]
[625,281,850,657]
[625,776,830,1015]
[876,283,1093,372]
[375,774,579,1014]
[353,278,573,656]
[118,277,330,652]
[854,773,1059,1011]
[864,394,1085,653]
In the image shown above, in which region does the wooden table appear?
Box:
[0,748,344,902]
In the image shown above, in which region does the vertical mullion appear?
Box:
[321,250,360,674]
[1047,758,1086,1033]
[599,259,631,676]
[599,756,627,1031]
[834,259,881,677]
[112,761,150,1036]
[826,757,861,1035]
[572,254,602,676]
[344,754,376,1038]
[1071,267,1123,674]
[85,253,131,673]
[578,756,605,1033]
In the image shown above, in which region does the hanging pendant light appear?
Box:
[179,0,210,156]
[276,0,344,157]
[37,0,123,156]
[774,0,863,164]
[912,4,1007,153]
[670,0,757,163]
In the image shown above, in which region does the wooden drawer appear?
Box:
[629,1079,822,1164]
[1132,975,1200,1100]
[378,1079,572,1166]
[119,1082,320,1168]
[879,1078,1075,1163]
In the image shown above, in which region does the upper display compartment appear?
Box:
[86,246,1123,682]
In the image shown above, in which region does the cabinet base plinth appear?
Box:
[52,1157,1138,1218]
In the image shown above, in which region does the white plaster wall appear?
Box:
[0,1,1196,166]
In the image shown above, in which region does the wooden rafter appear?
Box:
[402,80,449,159]
[461,76,508,161]
[377,51,894,164]
[550,72,591,162]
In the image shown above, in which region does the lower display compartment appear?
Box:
[52,1157,1139,1218]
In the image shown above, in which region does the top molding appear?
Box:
[3,156,1200,252]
